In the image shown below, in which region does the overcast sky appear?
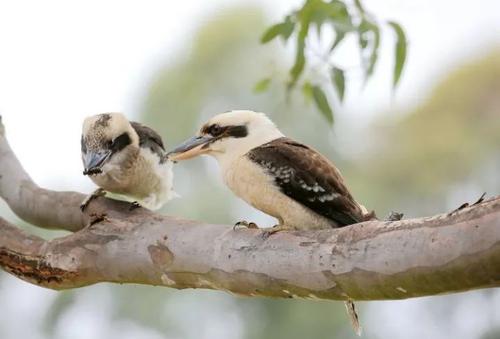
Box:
[0,0,499,190]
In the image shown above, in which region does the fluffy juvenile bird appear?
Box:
[168,109,368,335]
[168,110,371,233]
[80,113,176,210]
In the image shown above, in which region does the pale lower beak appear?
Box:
[167,135,214,161]
[83,150,111,175]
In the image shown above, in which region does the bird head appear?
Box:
[81,113,139,176]
[167,110,283,163]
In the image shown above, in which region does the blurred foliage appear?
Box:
[110,285,179,335]
[480,329,500,339]
[43,291,76,336]
[347,50,500,217]
[242,298,353,339]
[259,0,407,122]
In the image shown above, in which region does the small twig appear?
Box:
[449,193,487,216]
[473,192,487,206]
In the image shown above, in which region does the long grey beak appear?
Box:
[167,135,214,161]
[83,150,111,175]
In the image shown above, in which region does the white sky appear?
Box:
[0,1,499,339]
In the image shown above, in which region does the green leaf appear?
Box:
[253,78,271,93]
[288,19,309,89]
[261,23,283,43]
[332,67,345,102]
[281,16,295,41]
[260,18,295,44]
[330,31,345,52]
[328,0,354,32]
[367,23,380,77]
[312,85,334,123]
[357,20,380,79]
[358,20,371,50]
[304,0,330,27]
[388,21,407,87]
[354,0,366,16]
[289,45,305,88]
[302,81,313,102]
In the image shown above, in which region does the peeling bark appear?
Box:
[0,116,499,300]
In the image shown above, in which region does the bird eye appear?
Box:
[209,124,222,136]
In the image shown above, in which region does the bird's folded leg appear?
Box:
[233,220,259,230]
[80,188,106,212]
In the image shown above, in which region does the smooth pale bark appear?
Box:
[0,115,499,300]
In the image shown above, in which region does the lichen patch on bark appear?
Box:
[0,248,77,285]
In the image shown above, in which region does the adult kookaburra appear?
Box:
[80,113,176,210]
[168,110,371,232]
[167,109,367,334]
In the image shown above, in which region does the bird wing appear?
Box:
[247,137,364,226]
[130,121,166,155]
[130,121,165,150]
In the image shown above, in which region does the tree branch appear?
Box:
[1,116,499,300]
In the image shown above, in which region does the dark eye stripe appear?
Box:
[111,132,131,152]
[226,125,247,138]
[201,124,248,139]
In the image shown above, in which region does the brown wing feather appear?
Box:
[247,137,364,226]
[130,121,166,161]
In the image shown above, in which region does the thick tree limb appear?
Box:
[0,116,499,300]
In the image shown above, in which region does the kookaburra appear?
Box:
[168,110,369,335]
[80,113,176,210]
[168,110,371,232]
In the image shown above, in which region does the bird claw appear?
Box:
[261,224,288,239]
[80,188,106,212]
[473,192,486,206]
[385,211,404,221]
[233,220,258,230]
[85,213,108,228]
[129,201,142,211]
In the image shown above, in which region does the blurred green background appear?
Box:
[0,1,499,339]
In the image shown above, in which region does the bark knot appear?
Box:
[148,243,174,269]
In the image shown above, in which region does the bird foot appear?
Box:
[129,201,142,211]
[83,212,109,229]
[261,224,290,239]
[385,211,404,221]
[80,188,106,212]
[233,220,259,230]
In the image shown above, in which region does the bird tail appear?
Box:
[344,300,362,336]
